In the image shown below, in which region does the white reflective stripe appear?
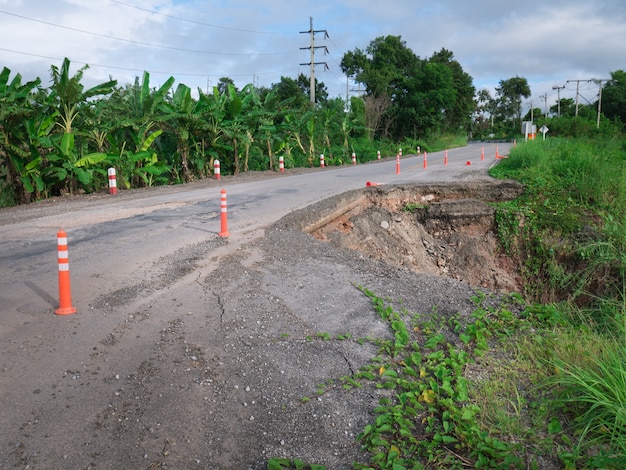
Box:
[221,208,227,212]
[58,250,68,258]
[109,180,117,187]
[58,263,69,271]
[58,237,67,245]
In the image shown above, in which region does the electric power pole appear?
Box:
[567,79,586,116]
[566,79,610,126]
[540,93,548,118]
[300,17,328,105]
[552,85,565,117]
[594,79,611,129]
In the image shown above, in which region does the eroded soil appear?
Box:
[309,180,524,292]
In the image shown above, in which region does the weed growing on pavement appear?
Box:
[273,287,623,469]
[351,286,526,469]
[402,203,426,213]
[268,457,326,470]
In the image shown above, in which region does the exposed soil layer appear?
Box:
[306,180,525,293]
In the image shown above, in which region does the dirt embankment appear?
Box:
[293,180,525,293]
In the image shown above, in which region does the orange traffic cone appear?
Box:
[218,189,230,237]
[55,229,76,315]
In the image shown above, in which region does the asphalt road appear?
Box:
[0,143,508,322]
[0,142,511,469]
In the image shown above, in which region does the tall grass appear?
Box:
[490,136,626,467]
[546,341,626,468]
[491,137,626,305]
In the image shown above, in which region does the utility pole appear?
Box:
[594,78,610,129]
[552,85,565,117]
[540,93,548,118]
[566,79,610,125]
[300,17,328,105]
[567,79,585,116]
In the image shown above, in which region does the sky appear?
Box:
[1,0,625,116]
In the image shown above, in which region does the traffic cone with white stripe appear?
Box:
[55,229,76,315]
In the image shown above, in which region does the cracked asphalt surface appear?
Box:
[0,144,518,469]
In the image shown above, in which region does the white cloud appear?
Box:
[0,0,624,107]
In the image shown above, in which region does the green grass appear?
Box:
[489,136,626,469]
[544,338,626,468]
[270,136,626,469]
[490,137,625,305]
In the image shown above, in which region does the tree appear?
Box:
[341,36,474,140]
[341,35,421,98]
[494,76,531,129]
[429,48,476,131]
[44,59,117,195]
[0,67,43,203]
[550,98,576,117]
[295,73,328,105]
[105,71,175,188]
[470,88,495,139]
[270,75,309,109]
[362,94,391,140]
[269,74,328,109]
[216,77,236,95]
[48,58,116,134]
[602,69,626,126]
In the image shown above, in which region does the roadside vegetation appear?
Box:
[1,39,478,208]
[3,33,626,469]
[5,37,623,209]
[270,130,626,469]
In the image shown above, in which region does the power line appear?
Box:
[0,47,298,79]
[0,10,297,57]
[109,0,298,35]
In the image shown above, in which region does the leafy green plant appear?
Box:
[352,287,524,469]
[268,457,326,470]
[402,203,426,213]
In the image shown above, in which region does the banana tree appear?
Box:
[102,128,168,188]
[248,89,283,171]
[161,83,210,182]
[197,89,226,177]
[305,113,317,167]
[0,67,43,203]
[220,83,247,175]
[105,71,175,187]
[44,58,116,193]
[49,58,116,135]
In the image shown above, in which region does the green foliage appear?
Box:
[602,69,626,127]
[268,458,327,470]
[352,287,525,469]
[340,36,475,140]
[494,76,531,128]
[488,134,626,468]
[490,137,625,304]
[544,341,626,466]
[402,203,425,214]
